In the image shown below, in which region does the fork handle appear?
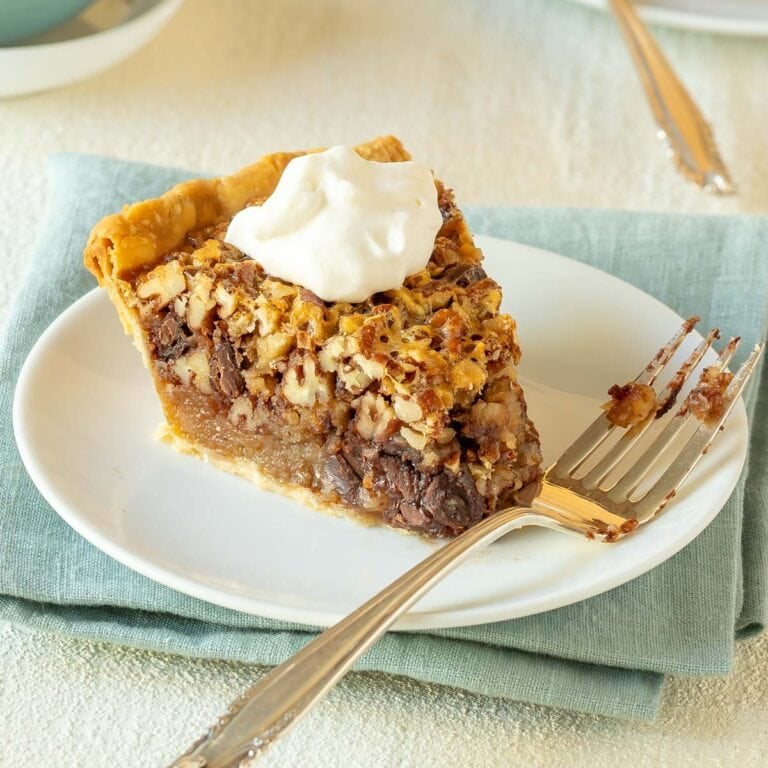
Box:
[607,0,734,194]
[168,505,552,767]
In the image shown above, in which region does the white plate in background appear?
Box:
[565,0,768,36]
[0,0,183,99]
[13,236,749,629]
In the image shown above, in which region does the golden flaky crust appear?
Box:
[84,136,410,281]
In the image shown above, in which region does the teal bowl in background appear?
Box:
[0,0,93,45]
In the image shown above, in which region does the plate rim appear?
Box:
[13,236,749,629]
[563,0,768,36]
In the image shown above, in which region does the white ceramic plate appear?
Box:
[565,0,768,36]
[0,0,183,99]
[14,236,748,629]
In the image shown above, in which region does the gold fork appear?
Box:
[608,0,735,194]
[170,320,763,768]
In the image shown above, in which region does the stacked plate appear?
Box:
[0,0,183,99]
[566,0,768,36]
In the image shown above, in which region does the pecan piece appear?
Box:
[687,366,733,426]
[604,382,656,428]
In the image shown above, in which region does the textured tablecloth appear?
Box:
[1,1,768,765]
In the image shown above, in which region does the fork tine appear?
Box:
[654,328,722,417]
[635,342,764,516]
[581,328,720,489]
[637,316,701,386]
[552,317,699,478]
[606,337,741,500]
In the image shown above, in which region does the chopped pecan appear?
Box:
[687,366,733,425]
[283,357,330,406]
[604,382,657,429]
[392,396,423,423]
[136,261,186,306]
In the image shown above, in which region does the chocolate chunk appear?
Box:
[399,501,430,529]
[456,265,487,287]
[381,455,419,502]
[340,436,368,478]
[300,288,326,308]
[423,469,484,531]
[234,260,265,288]
[156,312,191,362]
[339,430,486,535]
[210,338,244,398]
[443,263,487,287]
[219,242,246,263]
[325,454,361,499]
[380,434,423,464]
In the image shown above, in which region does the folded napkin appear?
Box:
[1,155,766,720]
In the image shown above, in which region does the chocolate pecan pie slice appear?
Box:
[84,136,542,536]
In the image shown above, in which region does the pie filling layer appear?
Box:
[86,139,542,537]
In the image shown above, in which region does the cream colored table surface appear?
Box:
[1,1,767,765]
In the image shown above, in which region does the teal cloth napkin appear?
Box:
[1,155,767,721]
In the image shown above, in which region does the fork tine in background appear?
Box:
[637,343,764,517]
[581,327,719,489]
[606,337,741,500]
[553,317,699,478]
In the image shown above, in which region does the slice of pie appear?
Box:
[84,136,542,537]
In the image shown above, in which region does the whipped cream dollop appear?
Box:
[224,145,443,303]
